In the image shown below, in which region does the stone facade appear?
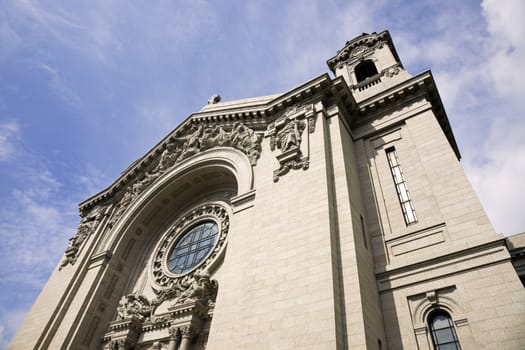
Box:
[9,31,525,349]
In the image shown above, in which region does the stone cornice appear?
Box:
[353,70,461,160]
[78,74,349,213]
[375,238,509,292]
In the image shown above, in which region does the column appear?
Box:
[179,326,198,350]
[167,326,181,350]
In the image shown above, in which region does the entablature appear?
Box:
[77,74,354,214]
[352,70,460,159]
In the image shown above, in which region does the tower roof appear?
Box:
[327,30,402,73]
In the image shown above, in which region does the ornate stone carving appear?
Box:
[103,339,125,350]
[59,205,108,269]
[383,64,401,78]
[107,123,260,228]
[350,45,367,58]
[116,293,152,321]
[266,104,316,182]
[170,270,218,307]
[181,325,199,339]
[148,341,168,350]
[150,204,229,289]
[169,326,182,341]
[103,337,135,350]
[272,156,310,181]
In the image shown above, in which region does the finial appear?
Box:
[207,94,221,105]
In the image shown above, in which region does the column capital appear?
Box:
[181,325,198,339]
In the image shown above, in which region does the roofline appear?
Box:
[78,73,350,211]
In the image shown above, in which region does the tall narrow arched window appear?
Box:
[428,310,461,350]
[355,59,378,83]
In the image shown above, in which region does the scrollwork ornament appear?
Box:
[273,156,310,182]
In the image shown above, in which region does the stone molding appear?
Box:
[408,286,471,349]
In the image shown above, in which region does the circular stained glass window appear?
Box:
[167,221,219,274]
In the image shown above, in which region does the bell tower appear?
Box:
[327,31,412,100]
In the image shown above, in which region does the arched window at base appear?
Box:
[428,310,462,350]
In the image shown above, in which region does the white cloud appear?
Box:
[4,0,217,66]
[482,0,525,103]
[262,0,377,87]
[0,119,19,162]
[459,0,525,235]
[39,63,81,106]
[75,164,112,198]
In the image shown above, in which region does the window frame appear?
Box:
[428,310,462,350]
[385,146,417,225]
[167,220,219,274]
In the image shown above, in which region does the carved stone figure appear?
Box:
[231,122,262,165]
[116,294,152,321]
[108,187,135,228]
[179,124,204,160]
[147,341,167,350]
[104,338,129,350]
[277,119,303,152]
[212,126,230,146]
[155,142,180,173]
[171,270,218,306]
[266,104,315,182]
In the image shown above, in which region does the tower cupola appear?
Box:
[327,30,411,100]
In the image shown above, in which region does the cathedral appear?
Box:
[9,31,525,349]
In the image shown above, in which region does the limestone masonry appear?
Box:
[10,30,525,350]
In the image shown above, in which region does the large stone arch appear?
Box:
[71,147,254,349]
[102,147,253,255]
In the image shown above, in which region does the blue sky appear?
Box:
[0,0,524,347]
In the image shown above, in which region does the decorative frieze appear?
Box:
[106,122,260,229]
[266,104,316,182]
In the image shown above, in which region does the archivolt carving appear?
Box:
[107,122,260,228]
[266,104,316,182]
[59,204,109,269]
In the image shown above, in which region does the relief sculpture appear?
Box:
[266,104,316,182]
[106,122,261,229]
[103,271,218,350]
